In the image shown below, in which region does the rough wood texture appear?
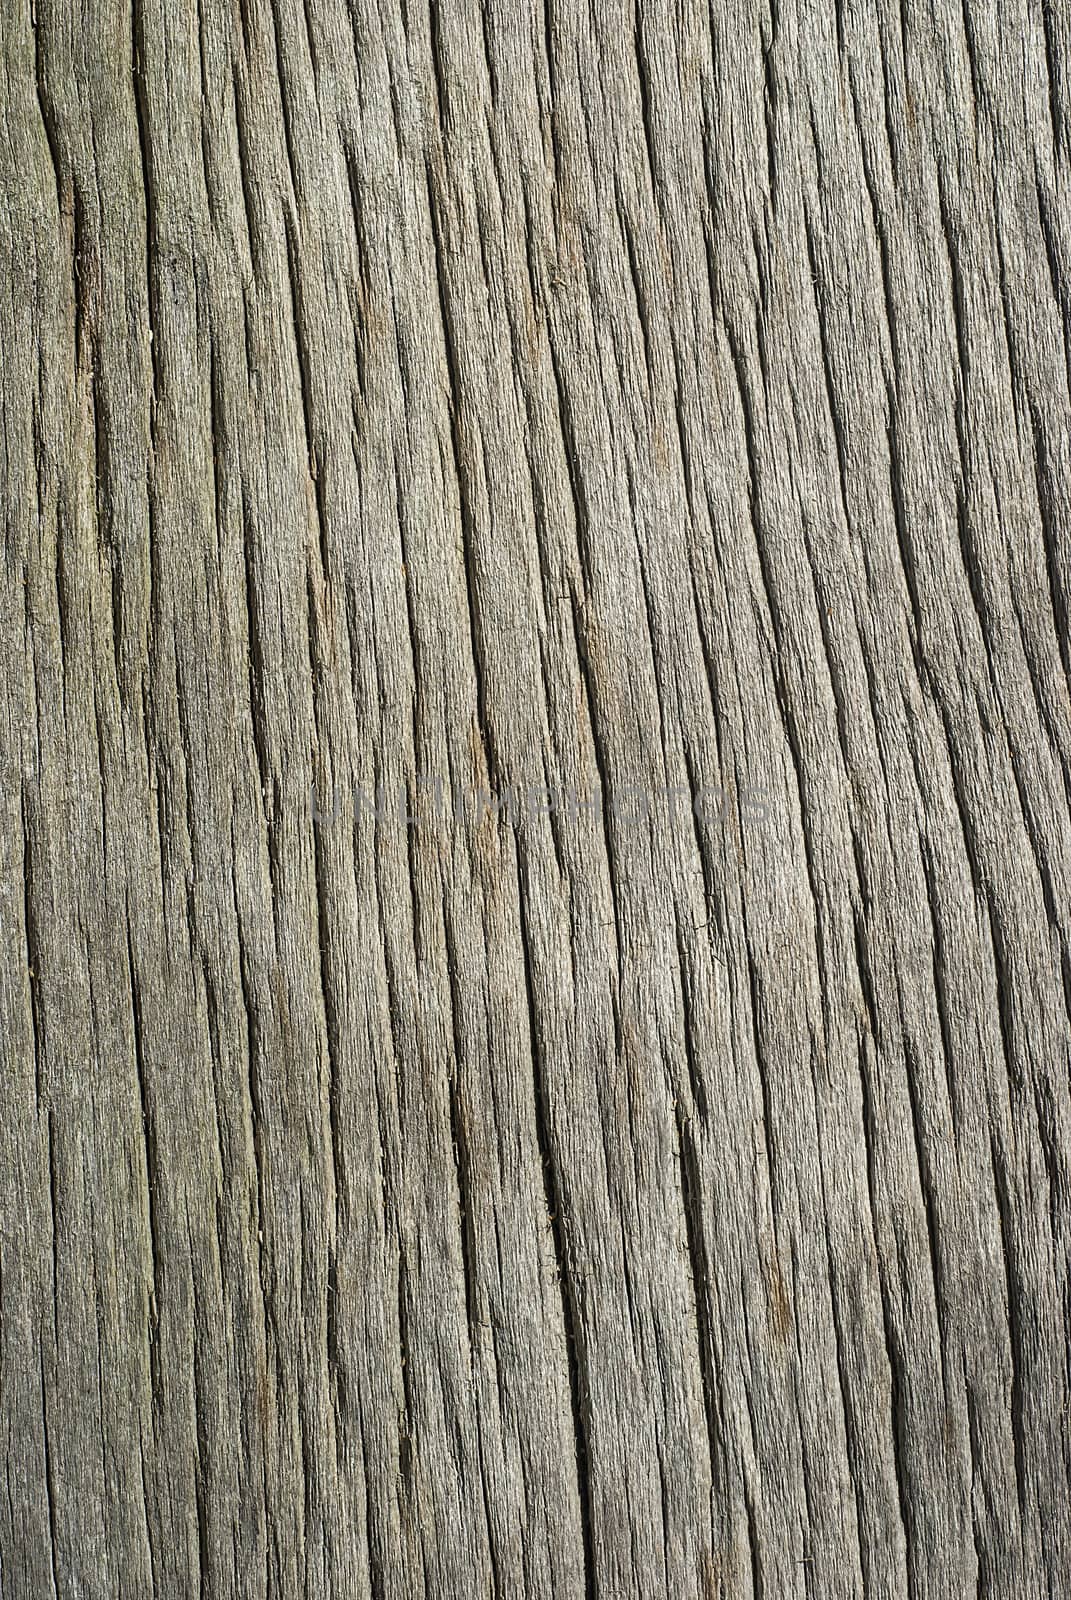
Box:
[3,0,1071,1593]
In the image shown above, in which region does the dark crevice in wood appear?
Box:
[39,1353,62,1599]
[674,1105,721,1498]
[989,1136,1029,1525]
[515,854,597,1600]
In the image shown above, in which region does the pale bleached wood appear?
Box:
[2,0,1070,1595]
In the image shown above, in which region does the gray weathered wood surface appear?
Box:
[2,0,1070,1593]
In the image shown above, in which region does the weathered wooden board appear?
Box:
[2,0,1070,1593]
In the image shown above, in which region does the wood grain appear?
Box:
[2,0,1070,1593]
